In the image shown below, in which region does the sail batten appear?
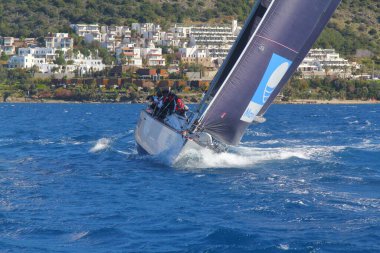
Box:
[198,0,341,145]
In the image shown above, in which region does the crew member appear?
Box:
[146,89,163,116]
[158,89,177,120]
[175,96,189,117]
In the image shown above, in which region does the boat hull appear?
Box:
[135,110,186,156]
[135,110,206,164]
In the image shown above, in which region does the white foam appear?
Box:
[175,144,346,169]
[90,138,112,153]
[70,231,89,241]
[278,244,290,250]
[115,148,138,156]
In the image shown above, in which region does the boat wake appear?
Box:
[174,145,343,169]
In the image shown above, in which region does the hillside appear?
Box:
[0,0,379,58]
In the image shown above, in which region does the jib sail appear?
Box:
[198,0,341,145]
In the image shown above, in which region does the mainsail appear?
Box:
[197,0,341,145]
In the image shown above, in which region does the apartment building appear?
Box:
[170,25,191,39]
[101,25,131,37]
[70,24,101,42]
[174,20,240,59]
[116,45,143,67]
[45,33,74,51]
[18,47,56,62]
[141,47,166,66]
[8,54,48,69]
[132,23,161,35]
[298,48,358,78]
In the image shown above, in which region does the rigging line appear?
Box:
[256,35,299,54]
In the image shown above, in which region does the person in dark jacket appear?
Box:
[157,89,176,120]
[146,89,163,116]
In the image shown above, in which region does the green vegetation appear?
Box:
[0,0,378,58]
[282,77,380,101]
[1,62,379,103]
[0,0,379,103]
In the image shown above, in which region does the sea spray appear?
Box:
[90,138,112,153]
[174,145,344,169]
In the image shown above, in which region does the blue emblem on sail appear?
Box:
[241,53,292,123]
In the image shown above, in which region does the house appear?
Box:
[70,24,101,42]
[45,33,74,51]
[115,45,143,67]
[132,23,161,36]
[8,47,56,70]
[18,47,56,62]
[141,47,166,67]
[2,37,15,55]
[179,46,214,68]
[137,68,157,79]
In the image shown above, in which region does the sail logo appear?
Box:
[241,53,292,123]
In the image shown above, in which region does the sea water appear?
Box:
[0,103,379,252]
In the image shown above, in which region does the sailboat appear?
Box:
[135,0,342,163]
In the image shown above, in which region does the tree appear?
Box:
[54,51,66,65]
[0,52,9,61]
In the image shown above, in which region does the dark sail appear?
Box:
[257,1,342,116]
[207,0,271,98]
[199,0,341,145]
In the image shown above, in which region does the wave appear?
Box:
[175,145,343,169]
[88,130,136,154]
[89,138,112,153]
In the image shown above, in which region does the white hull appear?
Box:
[135,110,205,164]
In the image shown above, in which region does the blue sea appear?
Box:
[0,103,379,252]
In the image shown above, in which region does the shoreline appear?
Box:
[277,99,380,105]
[2,97,379,105]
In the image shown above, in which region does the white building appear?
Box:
[179,47,208,58]
[170,25,192,39]
[8,54,47,69]
[171,20,241,60]
[1,37,16,55]
[8,45,105,75]
[298,48,357,78]
[18,47,56,62]
[101,25,131,37]
[132,23,161,35]
[65,54,105,75]
[189,22,238,59]
[156,32,181,47]
[71,24,101,42]
[45,33,74,52]
[179,46,215,68]
[101,34,117,52]
[3,37,14,47]
[141,47,165,66]
[190,24,237,47]
[8,47,56,69]
[115,44,143,67]
[308,48,352,70]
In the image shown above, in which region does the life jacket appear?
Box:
[175,98,185,111]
